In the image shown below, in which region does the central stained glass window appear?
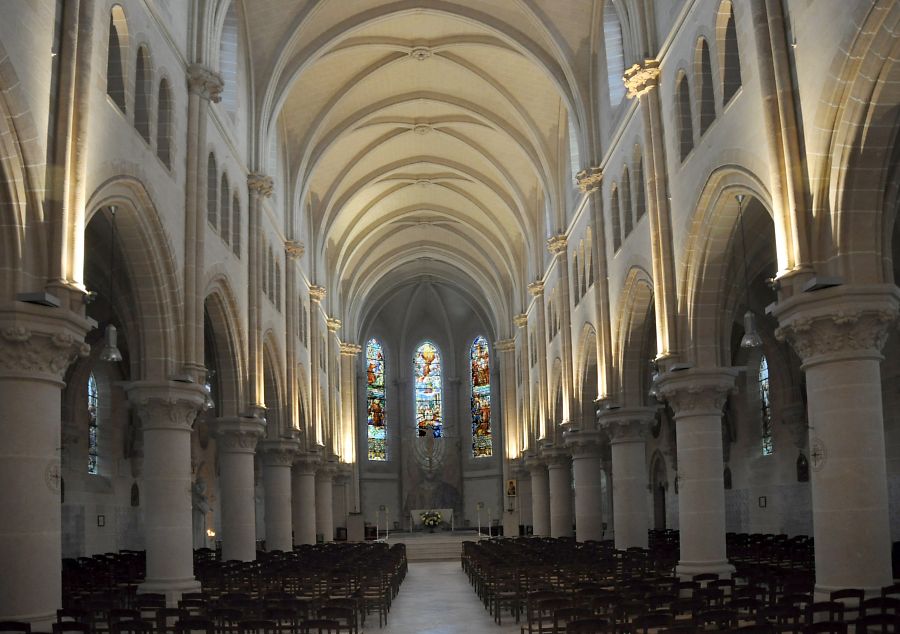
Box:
[414,341,443,438]
[471,336,492,457]
[366,338,386,460]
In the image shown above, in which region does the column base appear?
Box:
[675,560,735,580]
[139,576,202,606]
[813,584,886,603]
[10,611,55,631]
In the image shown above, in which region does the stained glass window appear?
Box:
[414,341,442,438]
[366,338,386,461]
[759,355,773,456]
[471,336,492,457]
[88,373,99,474]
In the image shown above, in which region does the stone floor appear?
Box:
[374,560,520,633]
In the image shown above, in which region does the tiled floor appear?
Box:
[374,561,520,633]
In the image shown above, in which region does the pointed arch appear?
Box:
[632,144,646,222]
[262,333,285,437]
[220,172,230,244]
[218,0,240,119]
[621,166,633,237]
[231,192,241,257]
[206,154,218,229]
[676,70,694,161]
[616,267,655,406]
[203,277,245,417]
[610,183,622,252]
[603,0,627,106]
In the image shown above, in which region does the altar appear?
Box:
[410,508,455,532]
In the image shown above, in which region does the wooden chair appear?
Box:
[111,620,154,634]
[174,618,215,634]
[298,620,339,634]
[0,623,31,634]
[804,622,848,634]
[157,609,188,634]
[856,613,900,633]
[50,624,89,634]
[236,620,276,634]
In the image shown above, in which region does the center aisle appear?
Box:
[377,560,520,633]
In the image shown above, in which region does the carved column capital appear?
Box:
[657,368,738,419]
[774,285,900,367]
[126,381,208,433]
[284,240,305,260]
[547,234,568,255]
[543,446,572,469]
[340,342,362,356]
[527,281,545,297]
[494,338,516,353]
[563,429,606,457]
[624,59,661,99]
[514,313,529,328]
[212,416,266,453]
[598,407,656,444]
[293,451,321,474]
[326,318,341,333]
[187,64,224,102]
[247,173,274,197]
[260,439,299,467]
[524,453,547,473]
[0,306,90,381]
[575,166,603,193]
[308,285,327,303]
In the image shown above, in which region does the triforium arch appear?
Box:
[616,266,655,407]
[84,178,183,380]
[678,166,774,367]
[203,277,245,417]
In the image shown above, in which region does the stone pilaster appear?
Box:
[599,408,656,549]
[548,235,575,439]
[308,285,326,445]
[658,368,736,578]
[528,282,549,441]
[260,439,298,552]
[214,417,264,561]
[126,381,206,604]
[544,448,574,538]
[292,451,320,545]
[284,241,305,433]
[526,454,550,537]
[339,342,361,512]
[513,314,533,449]
[564,429,607,542]
[316,459,337,542]
[774,284,900,594]
[0,305,89,625]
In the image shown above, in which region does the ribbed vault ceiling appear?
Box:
[248,0,594,337]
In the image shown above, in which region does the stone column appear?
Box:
[308,286,326,445]
[527,455,550,536]
[658,368,737,578]
[548,235,576,436]
[513,314,533,449]
[316,461,337,542]
[261,439,298,552]
[774,285,899,595]
[339,342,362,512]
[546,448,574,537]
[284,241,305,431]
[564,430,606,542]
[0,306,88,626]
[246,174,273,417]
[292,452,319,545]
[326,318,342,451]
[214,417,264,561]
[624,61,678,358]
[126,381,206,603]
[528,282,550,441]
[600,408,656,549]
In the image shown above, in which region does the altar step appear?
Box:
[393,532,472,562]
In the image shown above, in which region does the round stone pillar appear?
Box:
[126,381,206,604]
[213,417,264,561]
[526,456,550,536]
[292,453,319,545]
[0,306,88,626]
[775,285,899,595]
[600,408,655,549]
[658,367,737,578]
[564,430,606,542]
[545,449,574,538]
[260,439,298,552]
[315,461,336,542]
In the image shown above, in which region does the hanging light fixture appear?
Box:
[737,194,763,349]
[99,206,124,362]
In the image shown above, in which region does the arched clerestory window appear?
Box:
[219,2,239,120]
[621,167,633,237]
[603,0,626,106]
[106,7,128,112]
[759,355,773,455]
[414,341,443,438]
[633,145,646,221]
[220,173,230,245]
[207,154,218,229]
[676,71,694,161]
[87,373,99,475]
[471,336,492,458]
[366,339,386,461]
[156,78,172,168]
[610,184,622,251]
[718,0,742,104]
[134,46,151,142]
[231,193,241,257]
[696,38,716,134]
